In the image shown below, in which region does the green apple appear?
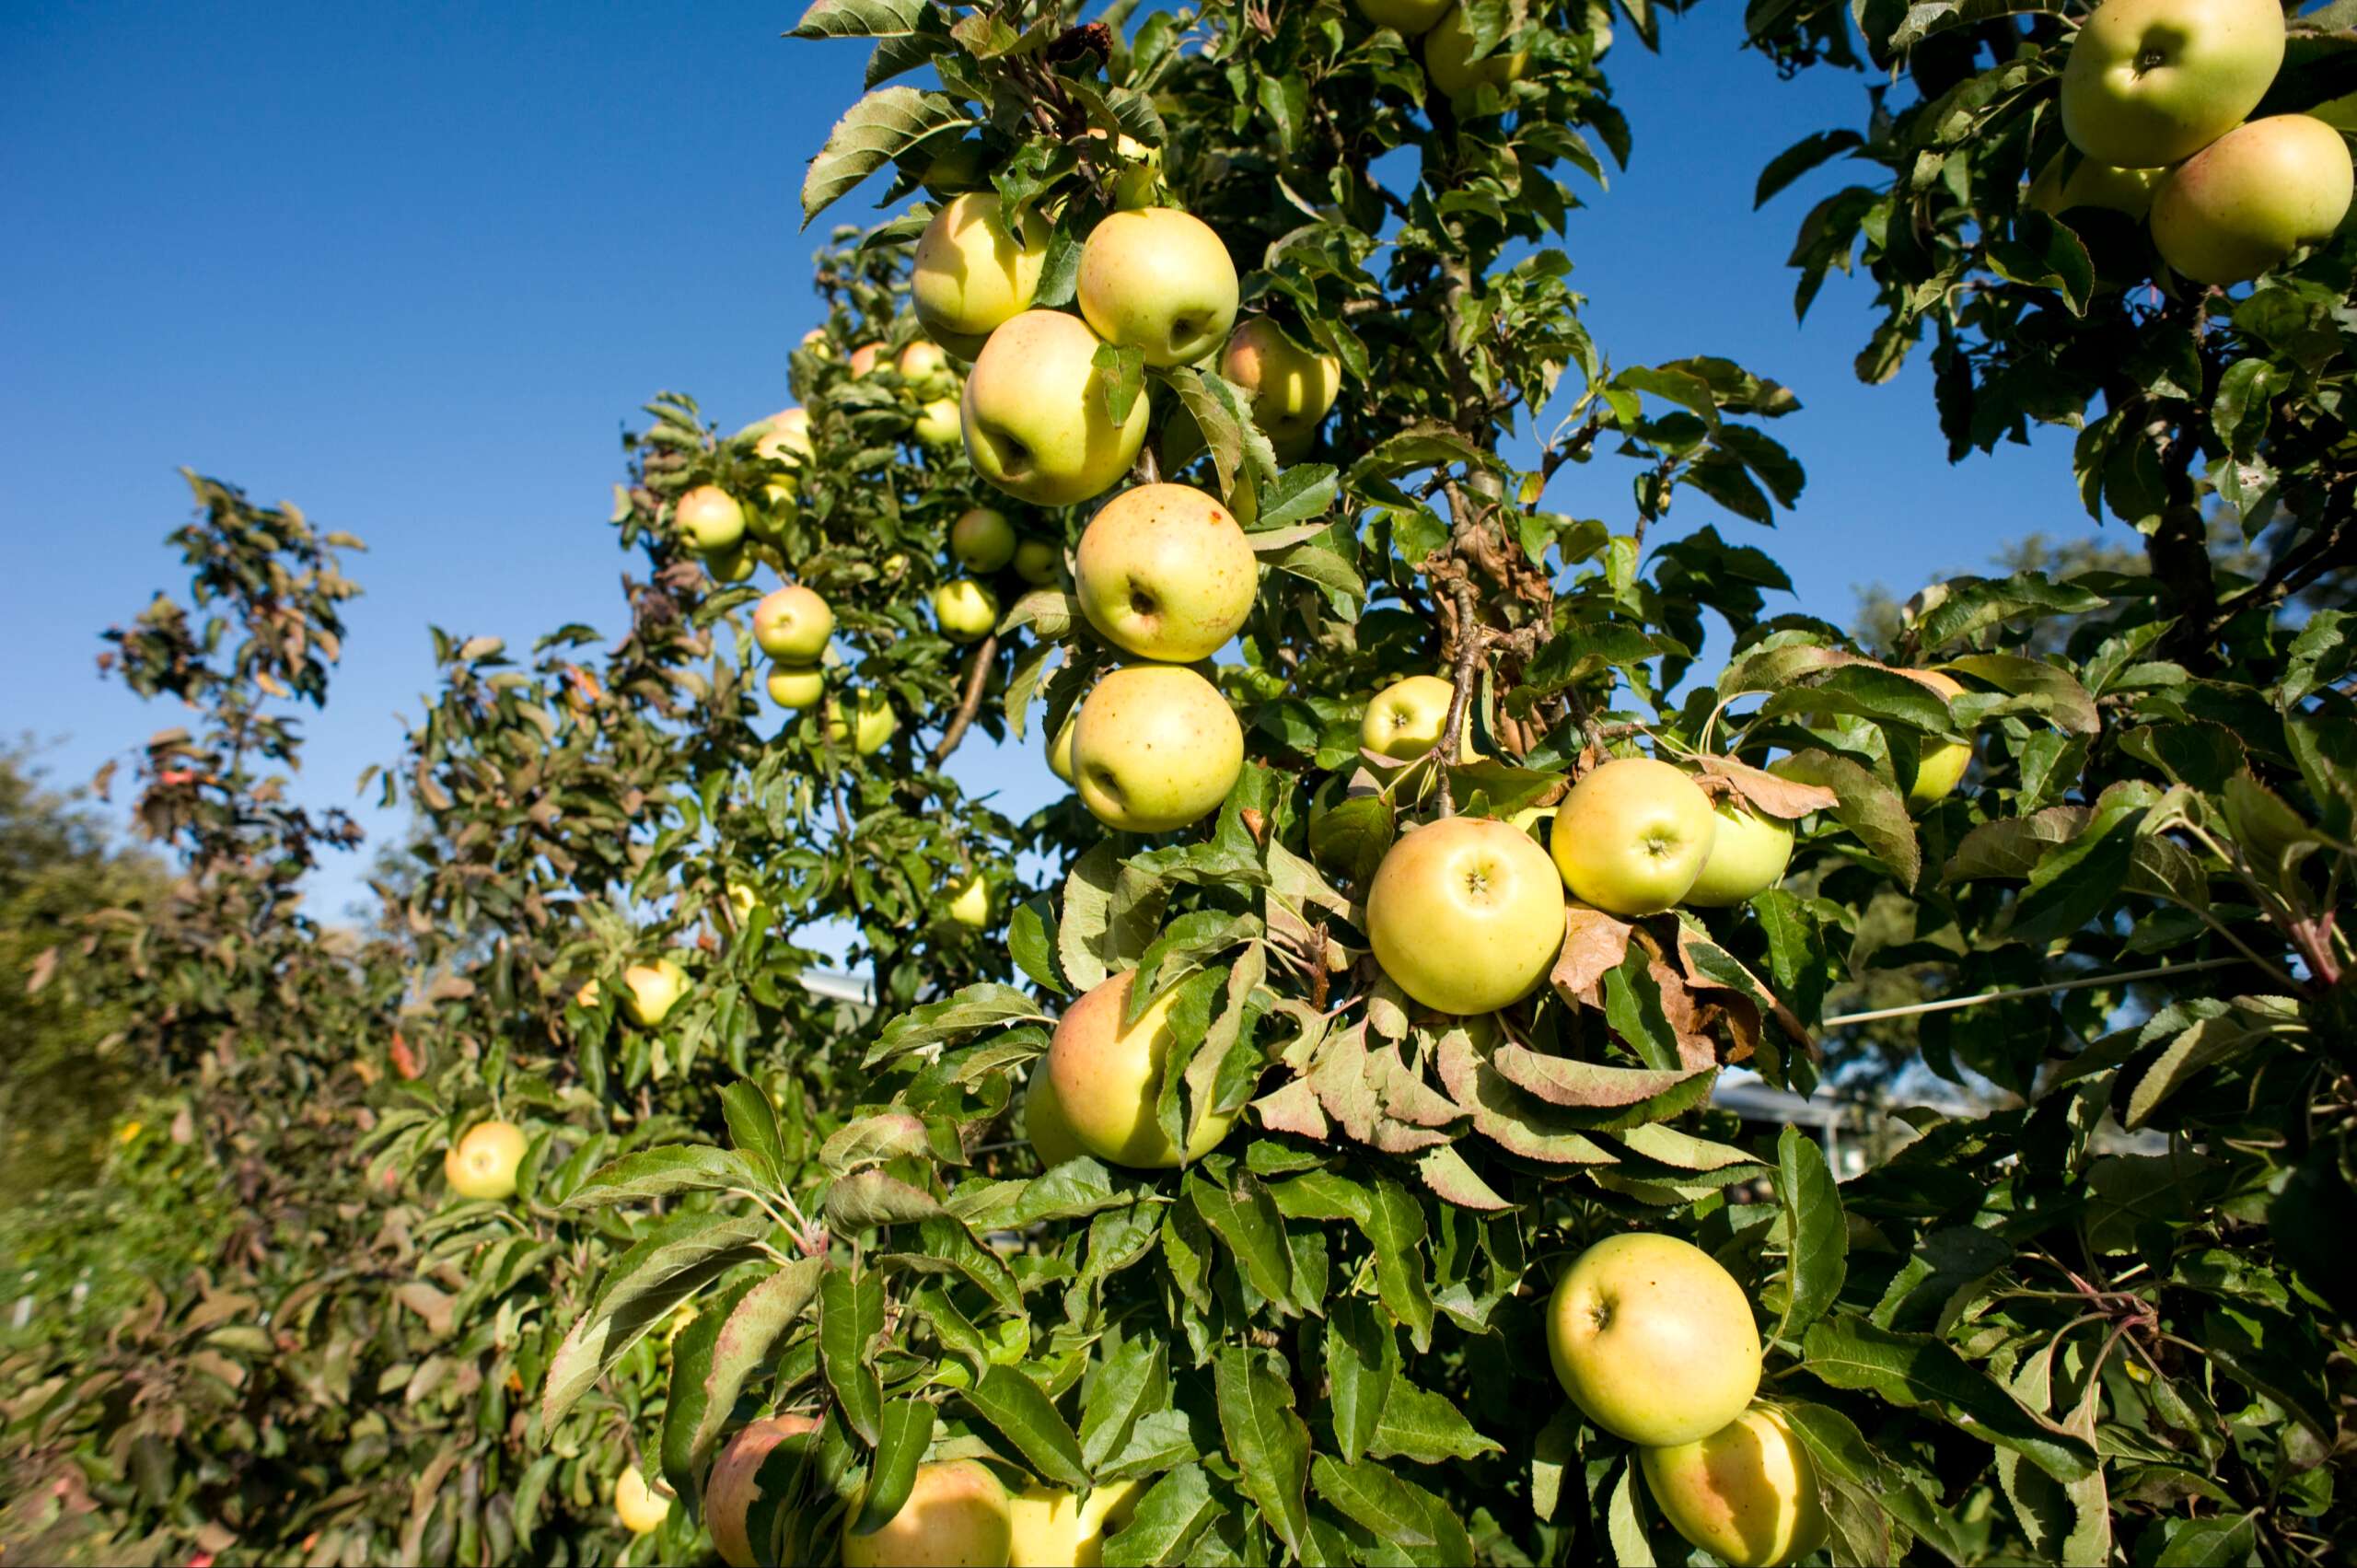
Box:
[898,339,957,399]
[1682,799,1796,908]
[1047,970,1240,1167]
[917,137,990,198]
[1025,1061,1087,1167]
[444,1120,527,1201]
[707,1415,820,1567]
[952,506,1019,573]
[1353,0,1453,33]
[1007,1477,1146,1567]
[1271,424,1318,464]
[946,873,990,929]
[622,958,689,1027]
[676,485,747,552]
[2027,152,2161,218]
[1085,126,1163,211]
[753,585,833,661]
[1642,1405,1829,1568]
[1220,317,1341,446]
[1014,538,1062,586]
[912,192,1050,344]
[933,579,1001,643]
[1074,483,1258,662]
[1365,816,1566,1015]
[843,1460,1012,1568]
[1550,757,1718,915]
[1898,668,1973,808]
[1047,713,1078,784]
[702,543,758,583]
[2061,0,2284,168]
[1548,1233,1762,1446]
[2152,114,2355,284]
[1424,6,1529,104]
[914,397,962,448]
[613,1465,671,1536]
[766,665,824,710]
[961,309,1152,506]
[1361,673,1472,761]
[1070,665,1243,832]
[826,690,899,756]
[1077,208,1240,368]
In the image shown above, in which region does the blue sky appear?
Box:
[5,2,2094,922]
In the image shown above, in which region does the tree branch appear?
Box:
[1429,581,1486,817]
[930,633,999,765]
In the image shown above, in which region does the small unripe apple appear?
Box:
[1365,816,1565,1015]
[1361,674,1471,761]
[1049,970,1240,1167]
[766,664,824,710]
[613,1465,671,1536]
[2026,153,2159,219]
[1550,758,1718,916]
[1047,713,1078,784]
[2152,115,2355,285]
[1682,799,1795,908]
[753,586,833,662]
[946,873,990,929]
[622,958,689,1027]
[1074,483,1258,662]
[1353,0,1453,33]
[1025,1061,1087,1166]
[1547,1233,1762,1446]
[1896,668,1972,808]
[1071,665,1244,832]
[842,1460,1012,1568]
[677,485,747,552]
[1078,208,1240,368]
[1085,126,1163,210]
[952,506,1019,573]
[707,1415,820,1567]
[445,1121,527,1201]
[1220,317,1341,445]
[1013,537,1062,586]
[1642,1405,1829,1568]
[703,543,758,584]
[1423,6,1529,104]
[933,579,1001,643]
[2060,0,2284,168]
[847,342,888,377]
[1006,1477,1146,1567]
[795,330,832,361]
[961,309,1152,506]
[826,690,898,756]
[913,192,1050,344]
[914,397,963,448]
[898,339,957,399]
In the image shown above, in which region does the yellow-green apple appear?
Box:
[707,1414,821,1568]
[613,1465,671,1536]
[574,978,601,1009]
[842,1459,1013,1568]
[847,341,888,377]
[1682,799,1796,908]
[1896,668,1972,808]
[1007,1478,1146,1567]
[961,309,1152,505]
[766,665,824,710]
[1424,6,1529,103]
[622,958,689,1027]
[445,1121,527,1201]
[2027,153,2161,218]
[1077,209,1239,368]
[952,506,1018,573]
[1086,126,1163,211]
[826,690,899,756]
[1220,318,1341,446]
[1547,1233,1762,1446]
[946,873,990,929]
[796,329,832,360]
[1353,0,1453,33]
[2061,0,2284,168]
[676,485,747,552]
[898,339,956,399]
[1361,673,1472,761]
[2152,114,2355,284]
[1025,1063,1086,1166]
[933,579,1001,643]
[1549,758,1718,915]
[703,543,757,583]
[1047,713,1078,784]
[913,192,1050,344]
[1014,538,1062,586]
[1365,816,1566,1015]
[1074,483,1257,661]
[757,406,813,466]
[1642,1405,1829,1568]
[914,397,962,448]
[1070,665,1243,831]
[1047,970,1240,1167]
[753,585,833,661]
[918,138,989,198]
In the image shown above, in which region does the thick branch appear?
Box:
[930,633,999,765]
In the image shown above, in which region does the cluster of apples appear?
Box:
[1353,0,1532,106]
[2046,0,2352,285]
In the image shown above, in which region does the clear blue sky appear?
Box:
[5,2,2091,921]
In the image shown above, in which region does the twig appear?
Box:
[930,633,999,764]
[1820,956,2243,1027]
[1430,582,1486,818]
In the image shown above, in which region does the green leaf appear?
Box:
[1009,894,1065,994]
[789,0,927,41]
[540,1214,773,1429]
[1213,1347,1312,1557]
[720,1079,791,1190]
[1325,1297,1397,1466]
[866,982,1048,1065]
[1309,1455,1437,1549]
[1101,1463,1221,1567]
[1367,1377,1504,1465]
[1774,749,1921,887]
[1606,1461,1655,1566]
[1782,1400,1970,1563]
[824,1168,944,1229]
[963,1366,1090,1488]
[1799,1318,2096,1482]
[801,87,972,225]
[1910,571,2107,653]
[562,1145,750,1209]
[1773,1126,1847,1342]
[1185,1170,1297,1316]
[1359,1180,1435,1351]
[659,1276,757,1504]
[850,1398,935,1535]
[674,1260,823,1487]
[1754,129,1864,207]
[819,1268,884,1445]
[1080,1334,1165,1475]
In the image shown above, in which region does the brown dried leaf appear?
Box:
[1416,1145,1514,1211]
[1434,1028,1616,1165]
[1693,754,1840,819]
[1252,1077,1329,1139]
[1489,1044,1710,1109]
[1551,907,1633,1004]
[1366,1041,1459,1129]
